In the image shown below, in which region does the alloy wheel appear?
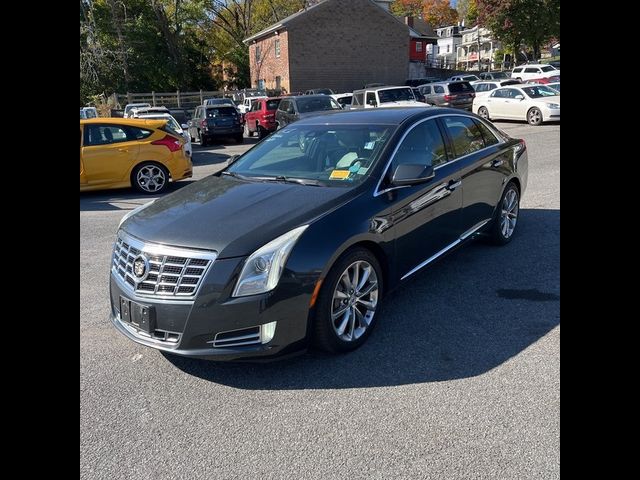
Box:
[136,165,166,193]
[500,188,519,239]
[331,260,379,342]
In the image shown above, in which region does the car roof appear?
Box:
[291,106,471,126]
[80,118,167,127]
[283,94,335,100]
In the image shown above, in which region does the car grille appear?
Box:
[112,231,217,298]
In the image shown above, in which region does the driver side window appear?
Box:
[391,120,448,172]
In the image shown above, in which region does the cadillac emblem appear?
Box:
[132,254,149,282]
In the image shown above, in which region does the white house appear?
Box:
[455,25,502,71]
[432,25,461,68]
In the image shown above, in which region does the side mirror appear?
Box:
[515,94,524,100]
[181,123,188,129]
[391,164,435,186]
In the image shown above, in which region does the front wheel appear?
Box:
[527,107,543,126]
[313,248,383,353]
[244,122,254,138]
[486,182,520,245]
[132,163,169,194]
[478,106,490,120]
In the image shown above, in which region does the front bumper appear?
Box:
[109,255,312,361]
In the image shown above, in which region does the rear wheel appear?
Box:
[478,106,490,120]
[527,107,543,126]
[200,131,209,146]
[486,182,520,245]
[132,163,169,194]
[257,125,267,139]
[244,122,254,137]
[313,248,383,353]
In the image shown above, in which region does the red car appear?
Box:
[244,97,283,139]
[525,75,560,85]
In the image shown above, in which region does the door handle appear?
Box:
[446,179,462,191]
[492,159,504,168]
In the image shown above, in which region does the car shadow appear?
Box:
[164,208,560,389]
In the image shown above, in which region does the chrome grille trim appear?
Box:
[112,230,217,299]
[208,326,261,348]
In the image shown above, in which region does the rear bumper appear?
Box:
[203,126,243,137]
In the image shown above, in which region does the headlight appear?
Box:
[118,199,156,229]
[233,225,309,297]
[546,103,560,109]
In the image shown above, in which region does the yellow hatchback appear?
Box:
[80,118,192,194]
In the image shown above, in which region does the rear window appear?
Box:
[296,96,341,113]
[541,65,556,72]
[448,82,473,93]
[378,88,415,103]
[266,99,281,110]
[205,107,237,117]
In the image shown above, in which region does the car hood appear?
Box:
[121,175,354,258]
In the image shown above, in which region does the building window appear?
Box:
[276,76,281,89]
[255,45,261,62]
[447,44,450,53]
[275,39,281,58]
[416,42,422,52]
[437,46,440,55]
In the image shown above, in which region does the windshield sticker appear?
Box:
[348,163,361,173]
[358,166,369,175]
[329,169,350,180]
[364,141,375,150]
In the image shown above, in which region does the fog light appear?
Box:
[260,321,277,344]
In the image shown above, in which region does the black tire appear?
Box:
[235,134,244,144]
[527,107,543,126]
[257,125,267,139]
[244,122,254,138]
[131,162,169,194]
[312,248,384,353]
[201,133,209,146]
[485,182,520,245]
[478,106,490,120]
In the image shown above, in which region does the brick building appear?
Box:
[243,0,410,94]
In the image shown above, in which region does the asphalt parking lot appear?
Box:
[80,121,559,479]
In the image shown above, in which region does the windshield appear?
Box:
[296,96,342,113]
[227,124,394,187]
[522,85,558,98]
[548,83,560,93]
[378,88,415,103]
[491,72,509,79]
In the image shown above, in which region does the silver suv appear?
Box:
[418,81,475,110]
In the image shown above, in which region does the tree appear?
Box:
[477,0,559,61]
[422,0,459,27]
[391,0,424,16]
[456,0,478,26]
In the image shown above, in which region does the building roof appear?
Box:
[244,1,330,44]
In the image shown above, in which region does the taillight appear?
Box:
[151,134,182,152]
[444,94,453,101]
[264,114,275,119]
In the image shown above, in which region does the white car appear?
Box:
[511,64,560,81]
[124,102,151,118]
[331,93,353,109]
[350,86,430,109]
[473,84,560,126]
[134,112,193,157]
[238,96,268,114]
[80,107,98,119]
[448,74,481,82]
[472,79,521,97]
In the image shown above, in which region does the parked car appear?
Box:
[305,88,335,95]
[419,81,475,110]
[511,64,559,81]
[547,82,560,93]
[188,105,243,146]
[80,118,191,194]
[275,95,342,129]
[473,84,560,126]
[244,97,282,139]
[350,86,428,109]
[80,107,98,119]
[448,74,481,82]
[412,87,427,103]
[124,103,151,118]
[238,96,267,115]
[130,106,170,116]
[110,107,528,360]
[331,93,353,109]
[133,112,193,157]
[204,98,238,108]
[169,109,193,126]
[405,77,440,87]
[524,75,560,85]
[363,82,387,88]
[478,71,511,80]
[472,79,521,97]
[548,60,560,69]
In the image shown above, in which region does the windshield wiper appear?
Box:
[221,171,252,181]
[259,175,326,187]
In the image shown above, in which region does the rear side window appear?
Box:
[513,67,523,73]
[278,100,289,112]
[420,86,431,94]
[525,67,539,73]
[84,124,129,146]
[449,82,473,93]
[366,92,376,105]
[266,99,281,110]
[127,127,153,140]
[472,119,499,147]
[434,85,445,93]
[442,116,486,157]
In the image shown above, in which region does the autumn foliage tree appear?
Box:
[391,0,458,27]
